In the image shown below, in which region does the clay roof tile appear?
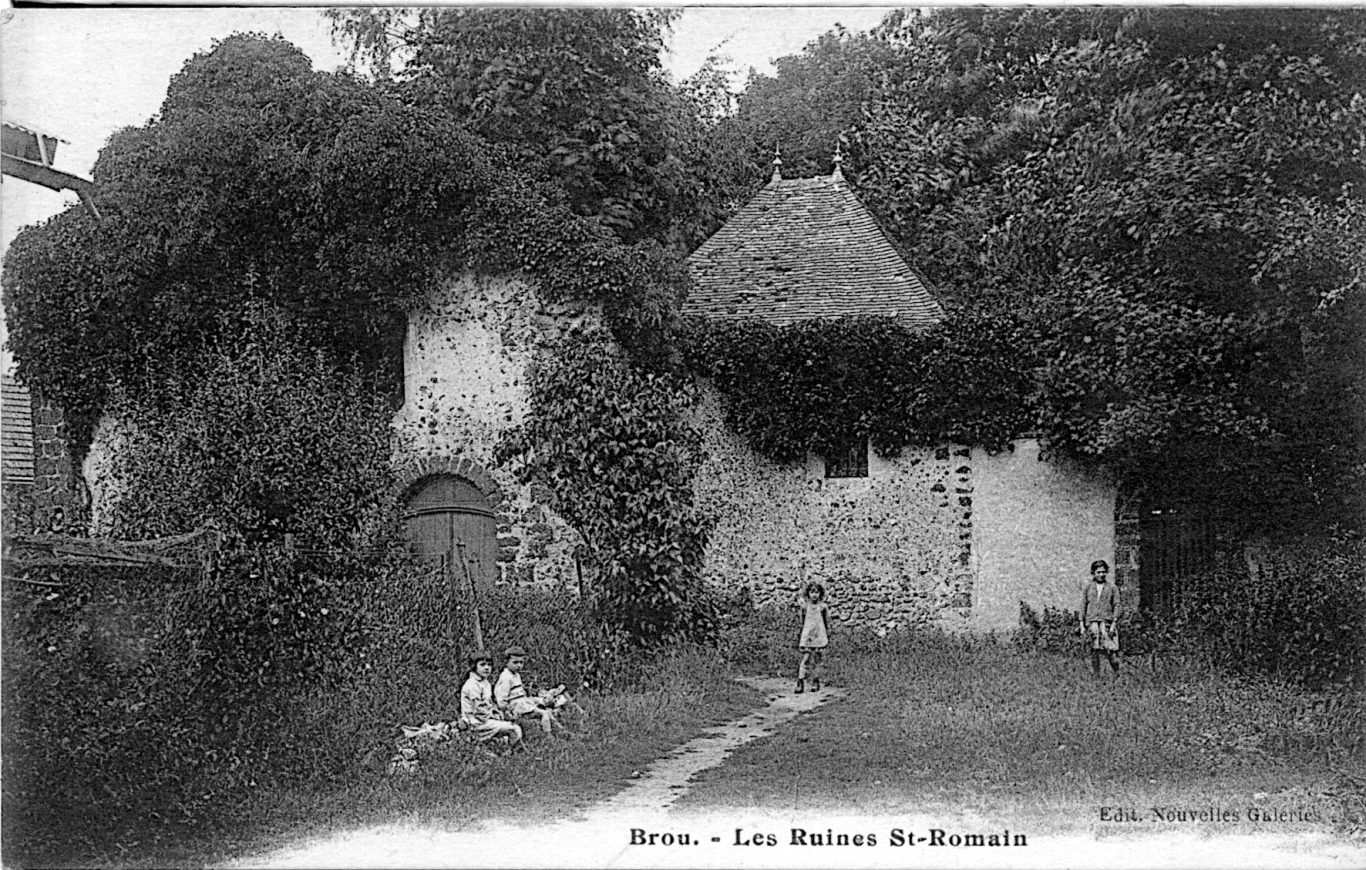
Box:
[684,173,942,327]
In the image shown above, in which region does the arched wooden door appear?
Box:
[403,475,497,586]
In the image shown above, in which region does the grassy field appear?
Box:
[677,632,1366,841]
[10,623,1363,867]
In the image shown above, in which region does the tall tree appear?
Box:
[728,8,1366,531]
[328,7,753,251]
[725,19,906,181]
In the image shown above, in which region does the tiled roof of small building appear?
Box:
[2,373,35,484]
[684,171,943,327]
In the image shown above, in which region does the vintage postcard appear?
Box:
[3,5,1363,868]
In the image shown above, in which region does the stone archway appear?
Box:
[394,455,505,584]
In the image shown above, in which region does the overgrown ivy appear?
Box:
[680,308,1038,462]
[497,334,716,645]
[1,35,688,460]
[1,34,707,642]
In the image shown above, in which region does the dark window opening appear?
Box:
[824,435,869,479]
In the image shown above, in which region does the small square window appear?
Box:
[824,435,869,478]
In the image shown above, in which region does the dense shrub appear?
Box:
[98,298,398,551]
[0,552,383,860]
[1015,601,1175,658]
[1016,602,1076,653]
[2,565,202,853]
[1182,537,1366,689]
[501,334,718,646]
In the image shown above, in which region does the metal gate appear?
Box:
[402,475,497,586]
[1138,505,1220,612]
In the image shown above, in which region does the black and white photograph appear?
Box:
[2,4,1364,868]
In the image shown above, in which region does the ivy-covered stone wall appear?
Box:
[691,385,974,633]
[692,385,1117,633]
[393,272,603,587]
[393,278,1118,625]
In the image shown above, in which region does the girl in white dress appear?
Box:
[796,581,830,693]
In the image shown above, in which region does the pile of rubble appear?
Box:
[388,720,472,775]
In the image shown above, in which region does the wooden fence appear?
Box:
[2,526,223,581]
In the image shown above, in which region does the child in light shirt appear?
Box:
[460,651,524,749]
[494,645,569,736]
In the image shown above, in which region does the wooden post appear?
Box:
[442,552,463,655]
[456,542,484,651]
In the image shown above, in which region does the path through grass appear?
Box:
[678,635,1365,842]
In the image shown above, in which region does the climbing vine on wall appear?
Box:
[497,334,716,645]
[680,308,1038,461]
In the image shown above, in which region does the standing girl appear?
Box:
[1078,559,1122,678]
[796,580,830,693]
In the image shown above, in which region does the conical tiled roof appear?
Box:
[684,172,942,327]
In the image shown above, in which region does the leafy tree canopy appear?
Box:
[3,33,691,454]
[329,7,748,250]
[724,20,907,181]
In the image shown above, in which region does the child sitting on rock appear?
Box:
[494,645,573,736]
[460,651,524,751]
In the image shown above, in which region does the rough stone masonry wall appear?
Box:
[393,272,604,587]
[29,391,87,533]
[692,385,974,633]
